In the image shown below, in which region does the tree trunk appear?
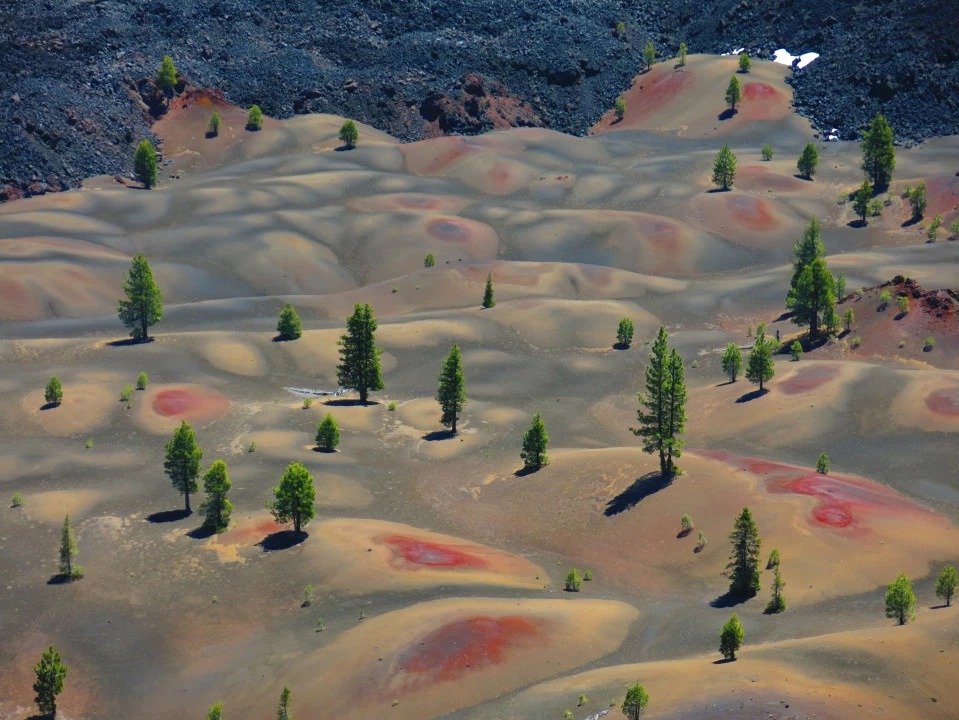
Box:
[452,414,457,433]
[184,492,191,513]
[294,514,301,534]
[359,386,367,404]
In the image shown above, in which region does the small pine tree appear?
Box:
[207,111,222,137]
[721,343,743,382]
[797,143,819,180]
[726,507,761,597]
[765,565,786,614]
[157,55,177,91]
[643,41,656,71]
[247,104,264,131]
[277,686,293,720]
[790,340,803,361]
[622,683,649,720]
[339,119,359,149]
[45,376,63,406]
[928,214,942,241]
[843,307,854,333]
[201,460,233,533]
[853,180,872,223]
[766,548,780,569]
[133,139,159,189]
[59,514,82,579]
[521,413,549,470]
[315,414,340,452]
[896,295,909,314]
[276,303,303,340]
[136,371,149,390]
[207,701,224,720]
[745,328,775,391]
[712,144,737,190]
[719,613,744,660]
[164,421,203,513]
[879,289,892,310]
[725,75,741,111]
[436,344,467,433]
[616,317,635,347]
[816,452,830,474]
[269,463,316,534]
[677,41,687,66]
[885,572,916,625]
[835,273,846,300]
[936,565,957,607]
[33,645,68,718]
[614,94,626,121]
[680,514,694,533]
[482,272,495,308]
[424,252,435,268]
[565,568,582,592]
[738,51,751,73]
[761,143,773,161]
[909,183,927,220]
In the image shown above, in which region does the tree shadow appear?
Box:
[187,525,216,540]
[612,342,631,350]
[901,217,921,228]
[514,465,542,478]
[735,388,768,403]
[107,336,155,347]
[773,311,794,322]
[847,219,867,229]
[334,145,355,152]
[715,380,736,387]
[604,472,672,516]
[205,130,218,139]
[46,574,75,585]
[676,528,692,539]
[710,590,752,608]
[717,108,736,121]
[894,311,907,321]
[712,657,736,664]
[259,530,308,552]
[930,603,951,610]
[423,430,455,441]
[146,508,192,523]
[793,174,813,181]
[312,446,337,453]
[324,398,370,407]
[706,186,732,193]
[40,402,60,411]
[271,335,295,343]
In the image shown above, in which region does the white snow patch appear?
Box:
[773,49,820,69]
[722,48,746,56]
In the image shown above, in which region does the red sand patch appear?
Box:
[738,165,805,192]
[427,217,472,242]
[384,535,489,569]
[739,81,789,121]
[726,194,778,232]
[149,385,229,423]
[743,82,777,101]
[625,69,691,124]
[225,518,287,544]
[922,175,959,217]
[925,387,959,416]
[701,450,917,531]
[779,363,841,395]
[399,616,541,682]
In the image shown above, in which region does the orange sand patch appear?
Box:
[514,612,959,720]
[345,192,471,215]
[258,598,637,720]
[891,369,959,432]
[738,164,807,193]
[689,189,796,248]
[24,489,101,523]
[133,383,230,434]
[591,63,693,133]
[309,518,546,592]
[19,383,115,436]
[196,336,266,377]
[390,397,489,459]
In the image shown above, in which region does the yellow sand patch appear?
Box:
[25,489,101,523]
[376,318,482,348]
[19,384,116,436]
[197,336,266,377]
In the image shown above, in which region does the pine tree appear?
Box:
[786,218,825,308]
[315,414,340,452]
[616,318,634,347]
[816,452,830,474]
[853,180,872,223]
[339,120,358,149]
[738,51,751,73]
[207,111,221,137]
[622,683,649,720]
[157,55,177,91]
[725,76,741,111]
[721,343,742,382]
[797,143,819,179]
[33,645,67,718]
[766,565,786,613]
[207,701,224,720]
[631,326,686,477]
[117,253,164,341]
[719,614,744,660]
[861,113,895,190]
[59,514,82,579]
[614,94,626,121]
[133,139,158,189]
[726,506,761,598]
[712,144,737,190]
[247,104,264,131]
[276,303,302,340]
[201,460,232,532]
[482,273,495,308]
[884,573,916,625]
[643,41,656,71]
[277,687,294,720]
[936,565,958,607]
[336,303,385,404]
[437,344,466,433]
[164,421,203,512]
[792,257,836,339]
[269,463,316,534]
[745,328,775,391]
[677,41,687,66]
[521,413,549,470]
[45,376,63,406]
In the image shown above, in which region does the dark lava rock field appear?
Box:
[1,0,957,198]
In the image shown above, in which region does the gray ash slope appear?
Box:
[2,0,957,195]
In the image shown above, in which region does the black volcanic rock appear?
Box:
[0,0,957,195]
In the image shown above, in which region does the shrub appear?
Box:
[616,20,626,33]
[85,438,93,449]
[578,694,588,706]
[565,568,582,592]
[616,317,634,347]
[767,549,780,569]
[247,441,257,453]
[695,531,707,552]
[583,569,593,581]
[120,384,134,404]
[949,218,959,240]
[909,182,927,220]
[45,376,63,406]
[563,711,574,720]
[816,452,830,474]
[850,335,862,348]
[207,111,221,137]
[680,514,694,533]
[869,199,882,217]
[614,94,626,121]
[928,214,942,241]
[136,371,148,390]
[302,397,312,409]
[387,401,397,411]
[790,341,803,361]
[157,55,177,91]
[677,41,687,65]
[924,336,936,351]
[878,289,892,310]
[303,584,315,607]
[11,492,23,508]
[884,193,893,206]
[315,414,340,452]
[246,104,264,131]
[896,295,909,314]
[898,340,906,348]
[424,252,435,268]
[339,119,359,149]
[276,303,302,340]
[761,144,773,161]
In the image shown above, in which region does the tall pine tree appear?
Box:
[200,460,232,532]
[117,253,164,341]
[792,257,836,339]
[59,514,81,579]
[632,326,687,477]
[164,421,203,512]
[861,113,895,190]
[436,344,466,433]
[786,218,825,309]
[336,303,384,404]
[745,327,775,391]
[726,506,762,598]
